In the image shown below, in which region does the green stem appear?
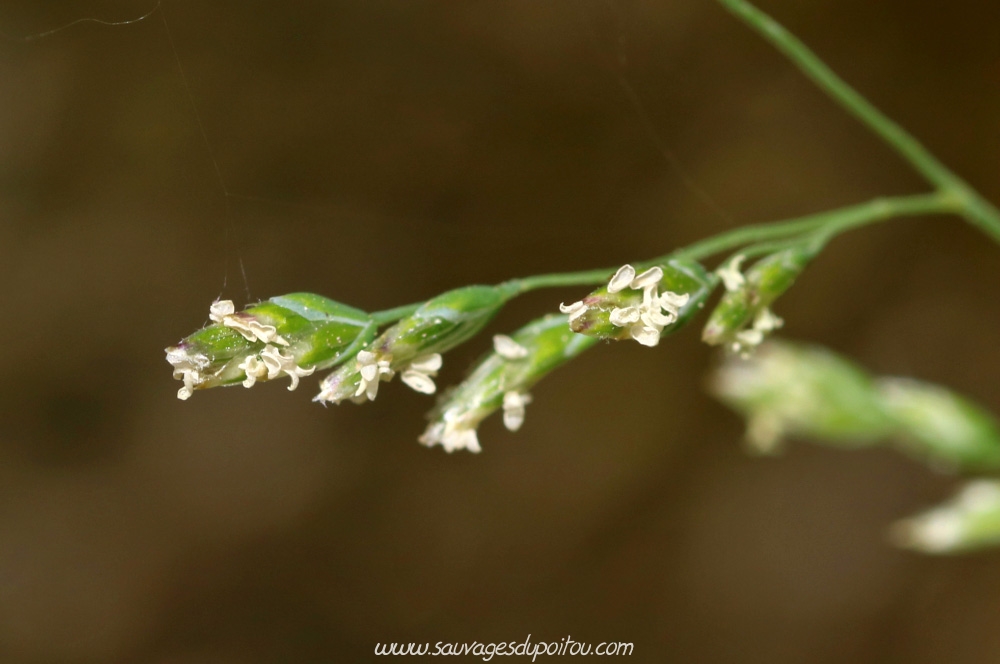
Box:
[733,237,814,261]
[679,192,957,261]
[501,268,619,295]
[806,195,941,248]
[677,211,828,261]
[498,193,957,297]
[371,302,422,325]
[714,0,1000,244]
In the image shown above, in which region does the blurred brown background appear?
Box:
[1,0,999,662]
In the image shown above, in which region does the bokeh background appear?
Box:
[2,0,999,662]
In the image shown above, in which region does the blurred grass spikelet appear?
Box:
[892,481,1000,554]
[709,340,896,454]
[879,378,1000,472]
[710,341,1000,470]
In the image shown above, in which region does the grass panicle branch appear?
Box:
[167,0,1000,553]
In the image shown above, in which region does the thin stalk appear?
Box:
[734,237,812,261]
[678,193,956,262]
[371,302,422,326]
[715,0,1000,244]
[501,268,619,295]
[499,193,956,298]
[370,195,954,326]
